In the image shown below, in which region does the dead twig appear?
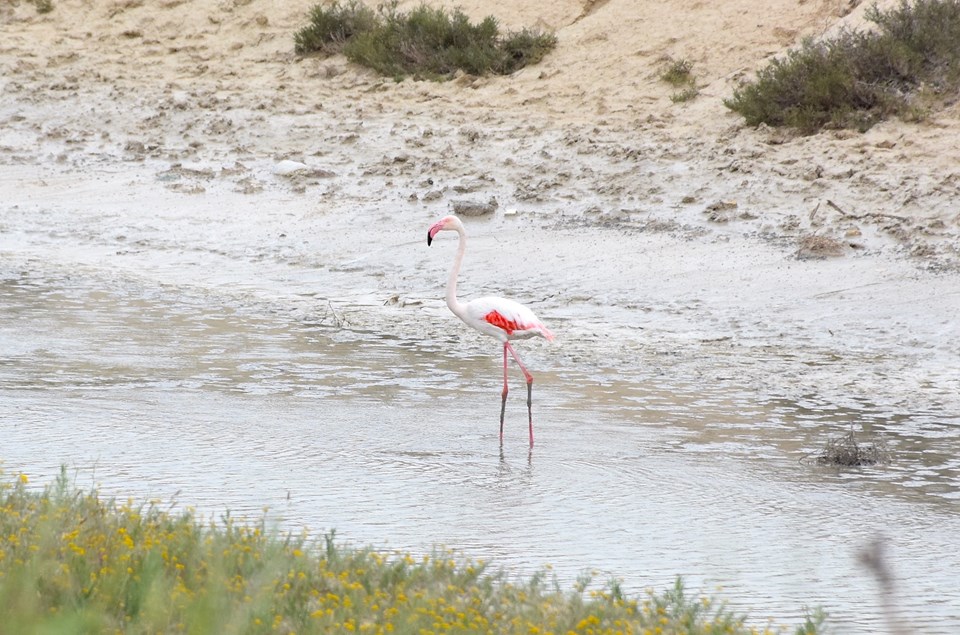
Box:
[826,199,908,223]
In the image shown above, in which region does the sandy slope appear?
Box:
[2,0,958,262]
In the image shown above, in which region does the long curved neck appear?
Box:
[446,226,468,319]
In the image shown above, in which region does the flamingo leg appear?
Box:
[505,341,535,447]
[500,343,508,443]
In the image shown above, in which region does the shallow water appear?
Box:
[2,265,959,633]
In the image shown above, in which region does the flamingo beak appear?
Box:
[427,222,443,246]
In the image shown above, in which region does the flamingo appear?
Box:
[427,215,554,447]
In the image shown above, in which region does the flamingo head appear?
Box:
[427,215,462,246]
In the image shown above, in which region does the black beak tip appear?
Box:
[427,232,433,246]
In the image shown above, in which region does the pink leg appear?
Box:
[499,343,508,443]
[504,342,535,447]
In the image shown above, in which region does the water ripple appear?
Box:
[2,267,960,634]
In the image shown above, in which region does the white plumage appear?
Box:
[461,296,554,342]
[427,215,553,447]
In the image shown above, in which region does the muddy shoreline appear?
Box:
[3,46,959,408]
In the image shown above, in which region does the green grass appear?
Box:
[725,0,960,133]
[0,469,827,634]
[294,1,557,80]
[660,59,694,86]
[659,58,700,103]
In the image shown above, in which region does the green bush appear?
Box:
[498,27,558,72]
[294,0,378,55]
[295,1,557,80]
[869,0,960,77]
[725,0,960,133]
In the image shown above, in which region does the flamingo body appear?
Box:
[462,296,555,343]
[427,215,552,447]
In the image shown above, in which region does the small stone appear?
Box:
[451,199,496,217]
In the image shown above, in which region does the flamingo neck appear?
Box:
[447,225,468,319]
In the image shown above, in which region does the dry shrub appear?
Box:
[815,430,891,466]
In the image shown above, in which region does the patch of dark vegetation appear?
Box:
[813,430,891,466]
[295,0,379,56]
[659,57,700,102]
[295,1,557,80]
[660,58,694,86]
[670,86,700,103]
[15,0,54,13]
[726,0,960,133]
